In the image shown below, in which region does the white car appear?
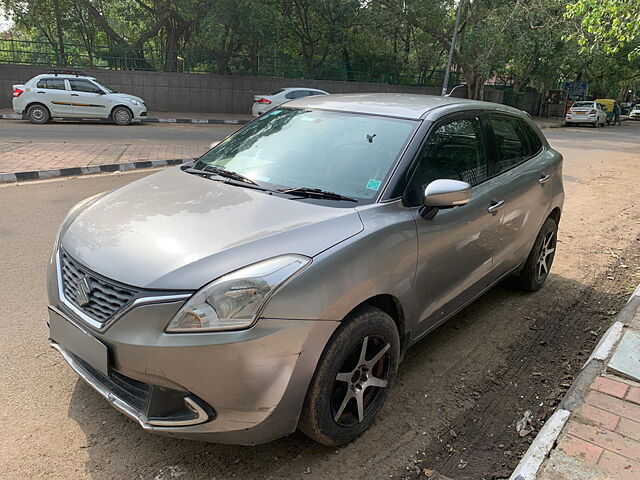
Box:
[565,101,608,127]
[252,87,328,116]
[12,71,147,125]
[629,104,640,120]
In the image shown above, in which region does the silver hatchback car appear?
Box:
[48,94,564,446]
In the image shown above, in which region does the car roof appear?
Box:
[281,87,327,92]
[285,93,523,120]
[32,73,96,81]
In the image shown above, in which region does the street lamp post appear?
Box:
[441,0,465,96]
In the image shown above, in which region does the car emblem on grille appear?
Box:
[75,276,92,307]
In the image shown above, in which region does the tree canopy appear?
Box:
[0,0,638,99]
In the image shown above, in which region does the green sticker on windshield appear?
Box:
[267,110,282,116]
[366,179,382,191]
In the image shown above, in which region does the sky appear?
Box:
[0,7,13,33]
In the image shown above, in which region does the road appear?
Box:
[0,119,239,145]
[1,122,639,480]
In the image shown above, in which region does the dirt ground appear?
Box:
[0,122,639,480]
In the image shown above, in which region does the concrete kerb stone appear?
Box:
[508,288,640,480]
[0,158,191,184]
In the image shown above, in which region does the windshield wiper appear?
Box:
[183,167,270,191]
[278,187,358,202]
[200,165,259,185]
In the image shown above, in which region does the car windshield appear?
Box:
[194,108,417,201]
[573,102,593,108]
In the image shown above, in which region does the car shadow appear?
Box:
[65,269,628,480]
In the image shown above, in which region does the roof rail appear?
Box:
[46,69,88,77]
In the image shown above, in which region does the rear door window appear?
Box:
[36,78,66,90]
[489,115,531,171]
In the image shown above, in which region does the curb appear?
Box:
[141,117,250,125]
[0,158,191,184]
[509,290,640,480]
[0,113,250,125]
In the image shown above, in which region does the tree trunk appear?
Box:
[52,0,66,66]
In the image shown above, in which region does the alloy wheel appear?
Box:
[536,230,556,280]
[331,335,391,426]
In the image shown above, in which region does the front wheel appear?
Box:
[513,217,558,291]
[298,306,400,446]
[112,106,133,126]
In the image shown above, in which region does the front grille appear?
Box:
[60,250,138,324]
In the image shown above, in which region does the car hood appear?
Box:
[61,167,364,290]
[108,92,145,104]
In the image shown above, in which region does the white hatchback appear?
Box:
[565,101,608,127]
[629,104,640,120]
[12,71,147,125]
[252,87,328,116]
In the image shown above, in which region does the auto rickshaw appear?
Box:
[595,99,616,125]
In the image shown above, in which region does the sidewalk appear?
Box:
[0,142,207,174]
[511,288,640,479]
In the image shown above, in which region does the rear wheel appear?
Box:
[26,104,50,124]
[513,217,558,291]
[112,106,133,126]
[299,305,400,446]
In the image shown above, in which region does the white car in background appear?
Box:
[252,87,329,116]
[629,104,640,120]
[12,70,147,125]
[565,101,608,127]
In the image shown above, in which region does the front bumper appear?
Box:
[130,103,148,121]
[47,256,338,444]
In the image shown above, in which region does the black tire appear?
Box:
[513,217,558,292]
[112,106,133,126]
[26,104,50,124]
[298,305,400,446]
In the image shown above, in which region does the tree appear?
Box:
[566,0,640,59]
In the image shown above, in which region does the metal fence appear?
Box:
[0,38,459,87]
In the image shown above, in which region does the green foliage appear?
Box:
[566,0,640,58]
[0,0,637,98]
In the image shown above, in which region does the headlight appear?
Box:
[166,255,310,333]
[124,97,141,106]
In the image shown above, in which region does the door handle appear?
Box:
[36,91,46,94]
[488,199,505,214]
[71,93,79,96]
[539,174,551,184]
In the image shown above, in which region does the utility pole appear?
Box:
[441,0,465,96]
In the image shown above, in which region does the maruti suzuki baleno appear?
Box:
[48,94,563,446]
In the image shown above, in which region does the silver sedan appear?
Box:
[48,93,564,446]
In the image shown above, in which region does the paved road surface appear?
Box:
[1,122,639,480]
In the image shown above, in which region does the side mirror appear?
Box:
[420,179,471,219]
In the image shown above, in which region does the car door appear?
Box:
[68,79,109,118]
[34,77,72,116]
[483,114,555,280]
[408,114,505,336]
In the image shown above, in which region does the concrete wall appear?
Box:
[0,64,442,114]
